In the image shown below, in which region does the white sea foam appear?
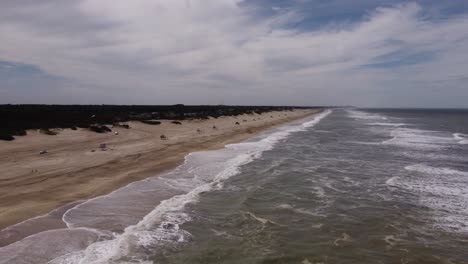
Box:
[399,151,467,162]
[276,203,322,217]
[359,111,468,234]
[385,176,400,187]
[346,110,388,120]
[243,211,279,226]
[0,228,106,264]
[48,110,332,264]
[405,164,468,177]
[388,163,468,233]
[383,235,403,248]
[390,165,468,197]
[368,122,408,127]
[333,233,351,246]
[382,128,456,149]
[453,133,465,140]
[311,186,327,198]
[277,203,293,209]
[350,112,463,150]
[453,133,468,144]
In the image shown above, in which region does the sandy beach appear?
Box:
[0,109,319,236]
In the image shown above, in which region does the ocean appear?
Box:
[1,109,468,263]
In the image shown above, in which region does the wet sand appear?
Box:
[0,109,320,239]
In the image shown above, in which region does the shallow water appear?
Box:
[1,109,468,263]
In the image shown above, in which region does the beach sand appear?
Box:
[0,109,319,236]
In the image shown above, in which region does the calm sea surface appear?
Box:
[1,109,468,264]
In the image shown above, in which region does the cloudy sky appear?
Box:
[0,0,467,107]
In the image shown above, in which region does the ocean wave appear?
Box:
[368,122,408,127]
[392,167,468,198]
[388,163,468,233]
[453,133,468,144]
[0,227,108,264]
[405,164,468,177]
[382,128,455,149]
[333,233,351,246]
[399,151,467,162]
[276,203,324,217]
[243,211,282,228]
[346,110,388,120]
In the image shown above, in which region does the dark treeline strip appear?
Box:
[0,104,319,141]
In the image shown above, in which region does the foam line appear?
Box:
[453,133,468,144]
[368,122,408,127]
[405,164,468,177]
[346,110,388,120]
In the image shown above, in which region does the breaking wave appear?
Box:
[382,128,456,149]
[368,122,408,127]
[346,110,388,120]
[405,164,468,177]
[453,133,468,144]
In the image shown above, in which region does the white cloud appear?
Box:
[0,1,467,106]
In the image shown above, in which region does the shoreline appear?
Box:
[0,109,321,245]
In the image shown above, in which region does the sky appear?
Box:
[0,0,467,107]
